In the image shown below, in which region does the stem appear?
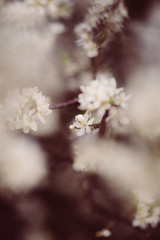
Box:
[49,97,78,110]
[90,57,97,79]
[98,110,109,138]
[90,123,101,129]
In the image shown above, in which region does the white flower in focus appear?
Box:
[0,136,47,191]
[78,74,129,117]
[1,87,52,133]
[70,111,94,136]
[96,228,111,238]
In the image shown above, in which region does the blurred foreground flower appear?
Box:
[0,136,47,191]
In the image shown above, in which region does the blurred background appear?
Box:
[0,0,160,239]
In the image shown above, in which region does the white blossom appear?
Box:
[70,111,95,136]
[78,74,130,117]
[1,87,52,133]
[75,0,128,58]
[96,228,111,238]
[132,190,160,229]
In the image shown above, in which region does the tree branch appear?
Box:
[49,97,78,110]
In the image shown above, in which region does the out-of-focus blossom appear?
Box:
[72,137,159,196]
[132,190,160,229]
[0,1,65,97]
[1,87,52,133]
[0,136,47,191]
[107,107,129,128]
[128,68,160,138]
[75,0,128,58]
[26,0,73,19]
[96,228,111,238]
[0,1,45,30]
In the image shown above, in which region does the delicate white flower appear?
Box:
[1,87,52,133]
[78,74,129,117]
[70,111,94,136]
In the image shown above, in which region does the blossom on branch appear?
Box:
[78,73,130,117]
[70,111,95,136]
[75,0,128,58]
[1,87,52,133]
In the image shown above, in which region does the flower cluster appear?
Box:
[78,74,129,115]
[70,111,94,136]
[132,191,160,229]
[70,73,130,136]
[1,87,52,133]
[75,0,128,57]
[26,0,73,19]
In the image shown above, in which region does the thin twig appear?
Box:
[49,97,78,110]
[98,110,109,138]
[90,57,97,79]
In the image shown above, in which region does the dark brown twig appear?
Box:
[98,110,109,138]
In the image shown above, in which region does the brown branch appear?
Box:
[49,97,78,110]
[98,110,109,138]
[90,57,97,79]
